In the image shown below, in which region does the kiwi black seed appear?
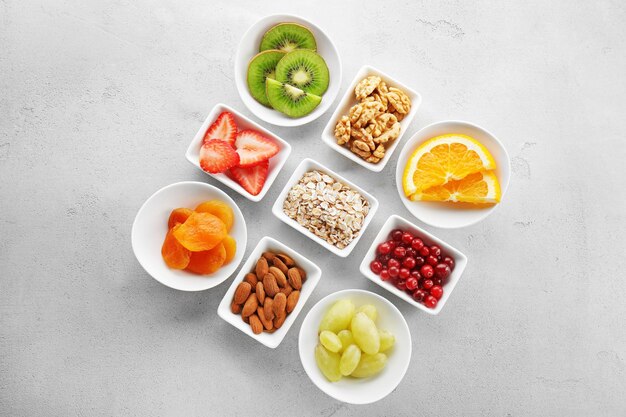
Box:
[265,78,321,118]
[247,50,286,107]
[259,23,317,53]
[274,49,329,96]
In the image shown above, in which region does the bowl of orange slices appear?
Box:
[132,181,247,291]
[396,120,510,228]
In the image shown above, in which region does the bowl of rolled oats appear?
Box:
[321,66,422,172]
[271,158,379,257]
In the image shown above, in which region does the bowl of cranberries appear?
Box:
[359,215,467,315]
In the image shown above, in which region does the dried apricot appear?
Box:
[185,243,226,275]
[173,212,227,252]
[195,200,234,231]
[222,235,237,264]
[161,224,191,269]
[167,207,193,229]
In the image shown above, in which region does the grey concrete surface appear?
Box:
[1,0,625,416]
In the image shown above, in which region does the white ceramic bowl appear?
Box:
[321,65,422,172]
[359,215,467,315]
[185,103,291,202]
[395,120,511,228]
[271,158,379,257]
[298,289,411,404]
[217,236,321,348]
[234,14,342,127]
[131,182,247,291]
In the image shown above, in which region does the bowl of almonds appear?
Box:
[217,236,321,348]
[321,65,422,172]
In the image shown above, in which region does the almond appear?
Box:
[273,310,286,329]
[242,314,249,324]
[244,272,258,288]
[287,268,302,290]
[286,290,300,313]
[272,257,289,275]
[257,307,273,331]
[264,298,275,321]
[262,251,276,262]
[233,282,251,305]
[263,273,279,297]
[269,266,287,288]
[249,314,263,335]
[242,293,258,317]
[273,292,287,316]
[276,253,296,267]
[230,301,242,314]
[256,282,265,305]
[255,257,269,279]
[280,285,293,297]
[296,267,307,281]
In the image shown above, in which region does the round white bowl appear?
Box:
[395,120,511,228]
[298,289,411,404]
[131,182,247,291]
[234,14,342,127]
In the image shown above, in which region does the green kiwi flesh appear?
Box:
[260,23,317,53]
[265,78,322,118]
[274,49,329,96]
[247,50,286,107]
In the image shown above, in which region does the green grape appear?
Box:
[356,304,378,322]
[351,312,380,355]
[319,299,355,333]
[339,344,361,376]
[337,329,354,352]
[351,353,387,378]
[319,330,342,353]
[379,329,395,352]
[315,344,342,382]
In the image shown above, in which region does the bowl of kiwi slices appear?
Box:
[235,14,342,127]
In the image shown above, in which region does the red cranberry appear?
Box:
[391,230,403,241]
[411,238,424,251]
[380,269,390,281]
[412,289,426,301]
[402,256,416,269]
[399,268,410,279]
[393,246,406,259]
[405,247,416,258]
[395,279,407,291]
[377,242,391,255]
[427,255,438,266]
[406,277,418,290]
[370,261,383,274]
[377,254,391,265]
[388,258,400,269]
[415,256,425,266]
[430,285,443,299]
[401,232,414,244]
[420,264,434,279]
[433,278,443,286]
[387,240,398,250]
[424,295,438,308]
[422,279,434,290]
[388,266,399,278]
[410,270,422,280]
[435,263,451,279]
[419,246,430,257]
[443,256,455,270]
[429,245,441,257]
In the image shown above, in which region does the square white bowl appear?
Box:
[185,103,292,202]
[271,158,379,257]
[217,236,321,348]
[321,65,422,172]
[359,215,467,315]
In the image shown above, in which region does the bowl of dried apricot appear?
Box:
[131,181,247,291]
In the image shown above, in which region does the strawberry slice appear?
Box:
[230,160,269,196]
[199,139,240,174]
[203,111,237,146]
[234,130,279,167]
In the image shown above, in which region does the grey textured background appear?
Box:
[1,0,625,416]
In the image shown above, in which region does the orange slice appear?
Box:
[411,171,501,204]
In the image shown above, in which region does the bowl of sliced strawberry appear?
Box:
[186,103,292,202]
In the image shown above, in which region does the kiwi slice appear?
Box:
[266,78,321,118]
[260,23,317,53]
[275,50,329,96]
[247,50,286,107]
